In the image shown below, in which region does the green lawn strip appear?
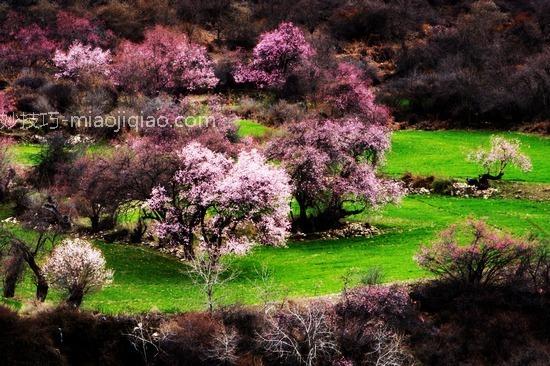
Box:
[3,195,547,314]
[7,142,113,167]
[384,130,550,182]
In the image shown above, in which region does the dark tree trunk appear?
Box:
[67,287,84,308]
[2,247,25,298]
[298,204,311,232]
[22,247,49,302]
[3,276,17,298]
[469,172,504,190]
[183,242,195,260]
[36,275,49,302]
[481,172,504,181]
[90,215,100,233]
[130,218,147,243]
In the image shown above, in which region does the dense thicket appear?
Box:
[0,0,549,128]
[1,281,549,365]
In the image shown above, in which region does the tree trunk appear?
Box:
[2,277,17,298]
[295,197,313,233]
[67,287,84,308]
[90,215,100,233]
[183,243,195,260]
[36,275,49,302]
[130,218,147,243]
[2,248,25,298]
[22,247,49,302]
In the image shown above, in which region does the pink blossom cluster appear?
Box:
[415,220,532,286]
[55,11,115,49]
[54,41,112,79]
[43,238,113,296]
[147,142,291,258]
[468,135,532,176]
[324,62,390,125]
[111,26,218,94]
[234,22,314,88]
[0,23,56,68]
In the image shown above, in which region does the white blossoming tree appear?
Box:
[467,135,532,188]
[44,238,113,308]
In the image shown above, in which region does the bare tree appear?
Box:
[187,253,237,313]
[0,196,70,300]
[364,322,416,366]
[206,326,239,365]
[252,264,289,312]
[126,317,167,366]
[260,302,339,366]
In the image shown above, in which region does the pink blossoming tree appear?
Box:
[268,117,403,232]
[111,26,218,95]
[233,22,314,89]
[53,41,112,80]
[44,238,113,308]
[147,142,291,260]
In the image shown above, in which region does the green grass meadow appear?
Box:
[384,130,550,182]
[1,129,549,313]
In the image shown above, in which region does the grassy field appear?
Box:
[9,130,548,182]
[3,195,548,314]
[2,129,549,314]
[384,130,550,182]
[236,119,272,138]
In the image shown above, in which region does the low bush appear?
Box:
[415,220,533,288]
[431,178,454,195]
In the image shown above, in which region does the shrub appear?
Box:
[522,242,550,294]
[14,93,52,115]
[41,81,75,112]
[13,71,48,90]
[415,220,533,287]
[0,23,56,69]
[44,238,113,308]
[264,99,304,125]
[31,133,77,188]
[431,178,454,195]
[337,285,412,326]
[55,10,115,49]
[0,306,62,365]
[158,313,227,366]
[320,62,390,124]
[56,152,134,232]
[95,0,145,41]
[360,266,385,286]
[328,0,427,43]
